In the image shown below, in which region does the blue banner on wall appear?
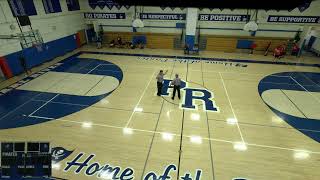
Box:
[84,12,126,19]
[199,14,250,22]
[42,0,62,14]
[7,0,37,17]
[140,13,186,20]
[267,16,320,23]
[66,0,80,11]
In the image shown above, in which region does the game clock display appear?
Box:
[0,142,51,179]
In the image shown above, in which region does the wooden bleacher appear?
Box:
[203,35,290,53]
[102,32,291,53]
[206,36,238,52]
[102,32,179,49]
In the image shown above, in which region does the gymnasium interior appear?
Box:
[0,0,319,179]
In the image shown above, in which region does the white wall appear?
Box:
[1,0,320,56]
[311,38,320,52]
[304,27,319,44]
[0,0,86,56]
[83,0,320,38]
[82,4,186,34]
[199,0,320,37]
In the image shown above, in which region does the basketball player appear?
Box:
[171,74,181,100]
[156,70,168,96]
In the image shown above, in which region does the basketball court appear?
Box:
[0,45,319,179]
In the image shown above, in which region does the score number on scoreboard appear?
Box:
[0,142,52,179]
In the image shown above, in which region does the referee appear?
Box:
[171,74,181,100]
[156,70,167,96]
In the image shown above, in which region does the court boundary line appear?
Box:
[219,72,245,143]
[200,59,216,180]
[207,117,320,133]
[25,114,320,155]
[0,70,73,121]
[0,94,42,121]
[22,62,109,118]
[193,69,292,78]
[82,68,122,73]
[81,51,320,67]
[2,51,320,166]
[0,62,81,121]
[259,81,317,86]
[140,96,166,179]
[177,60,189,179]
[141,60,176,179]
[1,64,315,95]
[31,99,160,115]
[299,72,320,88]
[280,90,308,118]
[28,94,59,117]
[125,71,156,127]
[0,58,120,124]
[0,52,81,92]
[83,76,105,96]
[290,76,320,104]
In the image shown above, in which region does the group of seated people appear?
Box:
[109,36,145,49]
[273,42,300,59]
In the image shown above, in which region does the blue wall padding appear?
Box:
[237,40,254,49]
[132,36,147,45]
[176,23,185,28]
[4,35,77,76]
[185,35,195,49]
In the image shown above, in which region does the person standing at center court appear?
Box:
[171,74,181,100]
[156,70,168,96]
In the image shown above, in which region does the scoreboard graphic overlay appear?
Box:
[0,142,51,179]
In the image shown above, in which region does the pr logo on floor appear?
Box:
[161,79,219,112]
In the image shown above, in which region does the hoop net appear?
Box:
[19,29,44,49]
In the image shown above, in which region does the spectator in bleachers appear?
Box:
[117,36,123,48]
[130,43,135,49]
[137,42,145,49]
[291,43,300,57]
[274,44,285,59]
[96,36,102,49]
[109,40,115,48]
[250,43,257,54]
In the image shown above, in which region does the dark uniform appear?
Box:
[156,71,165,96]
[171,75,181,100]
